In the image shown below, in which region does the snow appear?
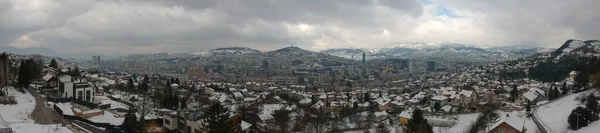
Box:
[433,113,479,133]
[241,120,252,131]
[0,87,35,123]
[535,90,591,133]
[9,123,73,133]
[1,87,74,133]
[88,111,124,126]
[100,99,129,110]
[55,102,74,115]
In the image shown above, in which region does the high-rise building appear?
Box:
[362,52,366,66]
[92,56,102,65]
[427,61,437,72]
[407,59,413,72]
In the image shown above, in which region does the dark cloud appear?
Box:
[0,0,598,54]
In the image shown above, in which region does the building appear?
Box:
[62,77,95,102]
[92,56,102,65]
[487,114,525,133]
[187,65,205,78]
[427,61,437,72]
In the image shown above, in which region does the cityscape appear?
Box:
[1,0,600,133]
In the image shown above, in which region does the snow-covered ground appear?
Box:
[0,87,35,123]
[433,113,479,133]
[1,87,73,133]
[9,123,72,133]
[535,90,592,133]
[88,111,124,126]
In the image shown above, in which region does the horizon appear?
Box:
[1,0,599,54]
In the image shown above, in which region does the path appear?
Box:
[28,87,62,124]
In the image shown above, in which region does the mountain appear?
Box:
[191,47,261,56]
[321,43,527,62]
[0,46,60,56]
[488,45,555,55]
[550,39,600,60]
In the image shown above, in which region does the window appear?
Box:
[85,90,91,101]
[510,129,515,133]
[195,129,201,133]
[164,119,170,125]
[77,91,83,100]
[499,129,505,133]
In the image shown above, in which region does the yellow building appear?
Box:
[398,111,412,125]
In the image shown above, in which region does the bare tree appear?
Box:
[136,92,154,130]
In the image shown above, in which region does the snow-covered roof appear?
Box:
[299,98,312,105]
[522,91,537,101]
[374,111,388,117]
[311,101,325,109]
[431,95,448,101]
[399,110,412,118]
[488,115,525,132]
[460,90,474,97]
[233,92,243,98]
[241,120,252,131]
[377,98,390,106]
[42,74,54,81]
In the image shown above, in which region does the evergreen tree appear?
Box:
[175,78,180,84]
[586,94,599,116]
[548,86,556,100]
[568,106,592,130]
[200,103,233,133]
[17,59,41,90]
[509,85,518,102]
[526,102,531,112]
[364,93,369,102]
[406,109,433,133]
[561,82,569,96]
[139,75,149,92]
[576,68,590,90]
[49,59,58,68]
[121,107,141,133]
[274,107,291,132]
[127,78,135,91]
[71,67,81,77]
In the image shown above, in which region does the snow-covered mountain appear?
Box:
[321,42,543,62]
[549,39,600,60]
[191,47,261,56]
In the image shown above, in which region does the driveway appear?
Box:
[28,87,62,124]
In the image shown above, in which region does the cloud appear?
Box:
[0,0,598,54]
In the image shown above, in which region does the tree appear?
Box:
[17,59,42,90]
[405,109,433,133]
[434,102,441,112]
[548,86,556,100]
[575,68,590,91]
[568,106,592,130]
[0,53,12,91]
[586,94,599,116]
[375,123,389,133]
[593,71,600,91]
[139,75,149,92]
[71,67,81,77]
[127,78,135,91]
[509,85,518,102]
[174,78,180,84]
[273,107,291,132]
[137,93,154,131]
[526,102,532,113]
[200,103,233,133]
[298,77,306,85]
[561,82,569,96]
[122,107,141,133]
[49,59,58,68]
[363,93,369,102]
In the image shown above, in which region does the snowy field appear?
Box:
[9,123,72,133]
[433,113,479,133]
[535,90,592,133]
[0,87,73,133]
[0,87,35,123]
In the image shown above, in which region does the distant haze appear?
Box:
[1,0,599,54]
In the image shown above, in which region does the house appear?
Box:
[516,88,546,106]
[376,98,391,111]
[41,73,59,94]
[374,111,389,122]
[398,110,412,125]
[487,114,525,133]
[457,90,477,107]
[63,78,95,102]
[429,95,449,108]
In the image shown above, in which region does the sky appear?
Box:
[1,0,599,54]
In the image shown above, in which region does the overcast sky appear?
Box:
[1,0,598,54]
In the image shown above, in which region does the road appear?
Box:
[28,88,62,124]
[28,87,107,133]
